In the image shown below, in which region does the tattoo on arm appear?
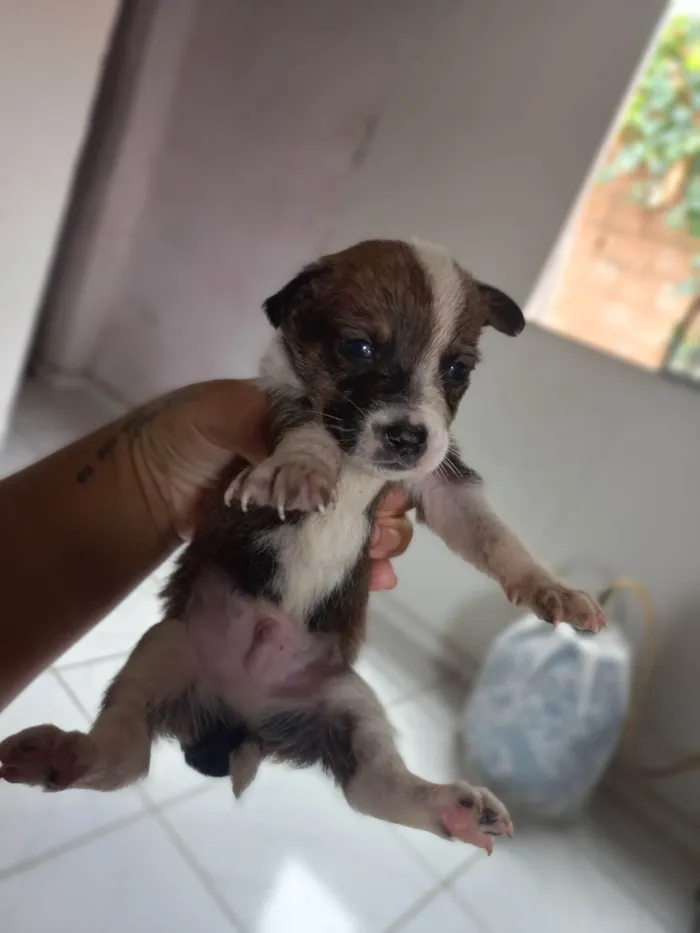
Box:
[74,387,198,486]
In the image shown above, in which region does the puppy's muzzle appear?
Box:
[376,419,428,467]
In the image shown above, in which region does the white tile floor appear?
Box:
[0,379,696,933]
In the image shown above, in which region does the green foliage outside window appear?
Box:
[601,15,700,295]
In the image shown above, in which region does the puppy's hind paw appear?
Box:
[0,725,95,790]
[430,782,514,855]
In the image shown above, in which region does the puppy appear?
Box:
[0,239,605,854]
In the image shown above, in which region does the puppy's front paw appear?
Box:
[0,725,96,790]
[505,576,606,633]
[224,456,338,518]
[432,782,514,855]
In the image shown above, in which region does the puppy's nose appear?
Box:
[384,420,428,456]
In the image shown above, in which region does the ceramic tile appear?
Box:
[0,672,144,875]
[451,822,677,933]
[0,816,235,933]
[56,571,164,666]
[395,893,482,933]
[58,657,208,805]
[162,763,438,933]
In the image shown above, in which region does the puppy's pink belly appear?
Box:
[183,572,338,705]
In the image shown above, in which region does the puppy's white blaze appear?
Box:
[268,465,385,623]
[410,239,464,357]
[408,241,463,448]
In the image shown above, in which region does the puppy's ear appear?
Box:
[480,283,525,337]
[263,263,328,329]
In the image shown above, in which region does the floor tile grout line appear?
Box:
[442,849,489,886]
[0,807,152,884]
[150,780,483,933]
[9,668,237,915]
[0,758,230,917]
[54,651,130,672]
[448,882,495,933]
[387,823,480,883]
[449,838,524,932]
[441,847,499,931]
[382,883,446,933]
[381,822,496,932]
[7,673,230,883]
[150,774,480,933]
[50,667,94,725]
[142,779,216,813]
[150,805,248,933]
[381,871,493,933]
[381,824,491,931]
[53,665,220,816]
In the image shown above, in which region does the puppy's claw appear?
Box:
[506,577,606,634]
[224,455,338,517]
[438,783,512,854]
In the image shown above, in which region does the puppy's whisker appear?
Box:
[340,393,365,417]
[442,458,460,480]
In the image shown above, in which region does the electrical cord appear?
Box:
[598,577,700,780]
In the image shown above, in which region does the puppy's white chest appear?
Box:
[272,466,385,621]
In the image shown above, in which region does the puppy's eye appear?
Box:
[444,359,469,383]
[343,337,375,362]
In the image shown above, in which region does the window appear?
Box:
[531,2,700,387]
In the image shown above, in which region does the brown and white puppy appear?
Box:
[0,239,605,855]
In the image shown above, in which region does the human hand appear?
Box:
[134,380,412,590]
[369,488,413,591]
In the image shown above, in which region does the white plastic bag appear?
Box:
[461,613,632,821]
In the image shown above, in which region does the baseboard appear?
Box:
[604,761,700,866]
[29,363,128,416]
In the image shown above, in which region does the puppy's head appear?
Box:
[260,239,524,478]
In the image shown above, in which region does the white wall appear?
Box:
[0,0,119,436]
[54,0,434,402]
[38,0,197,381]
